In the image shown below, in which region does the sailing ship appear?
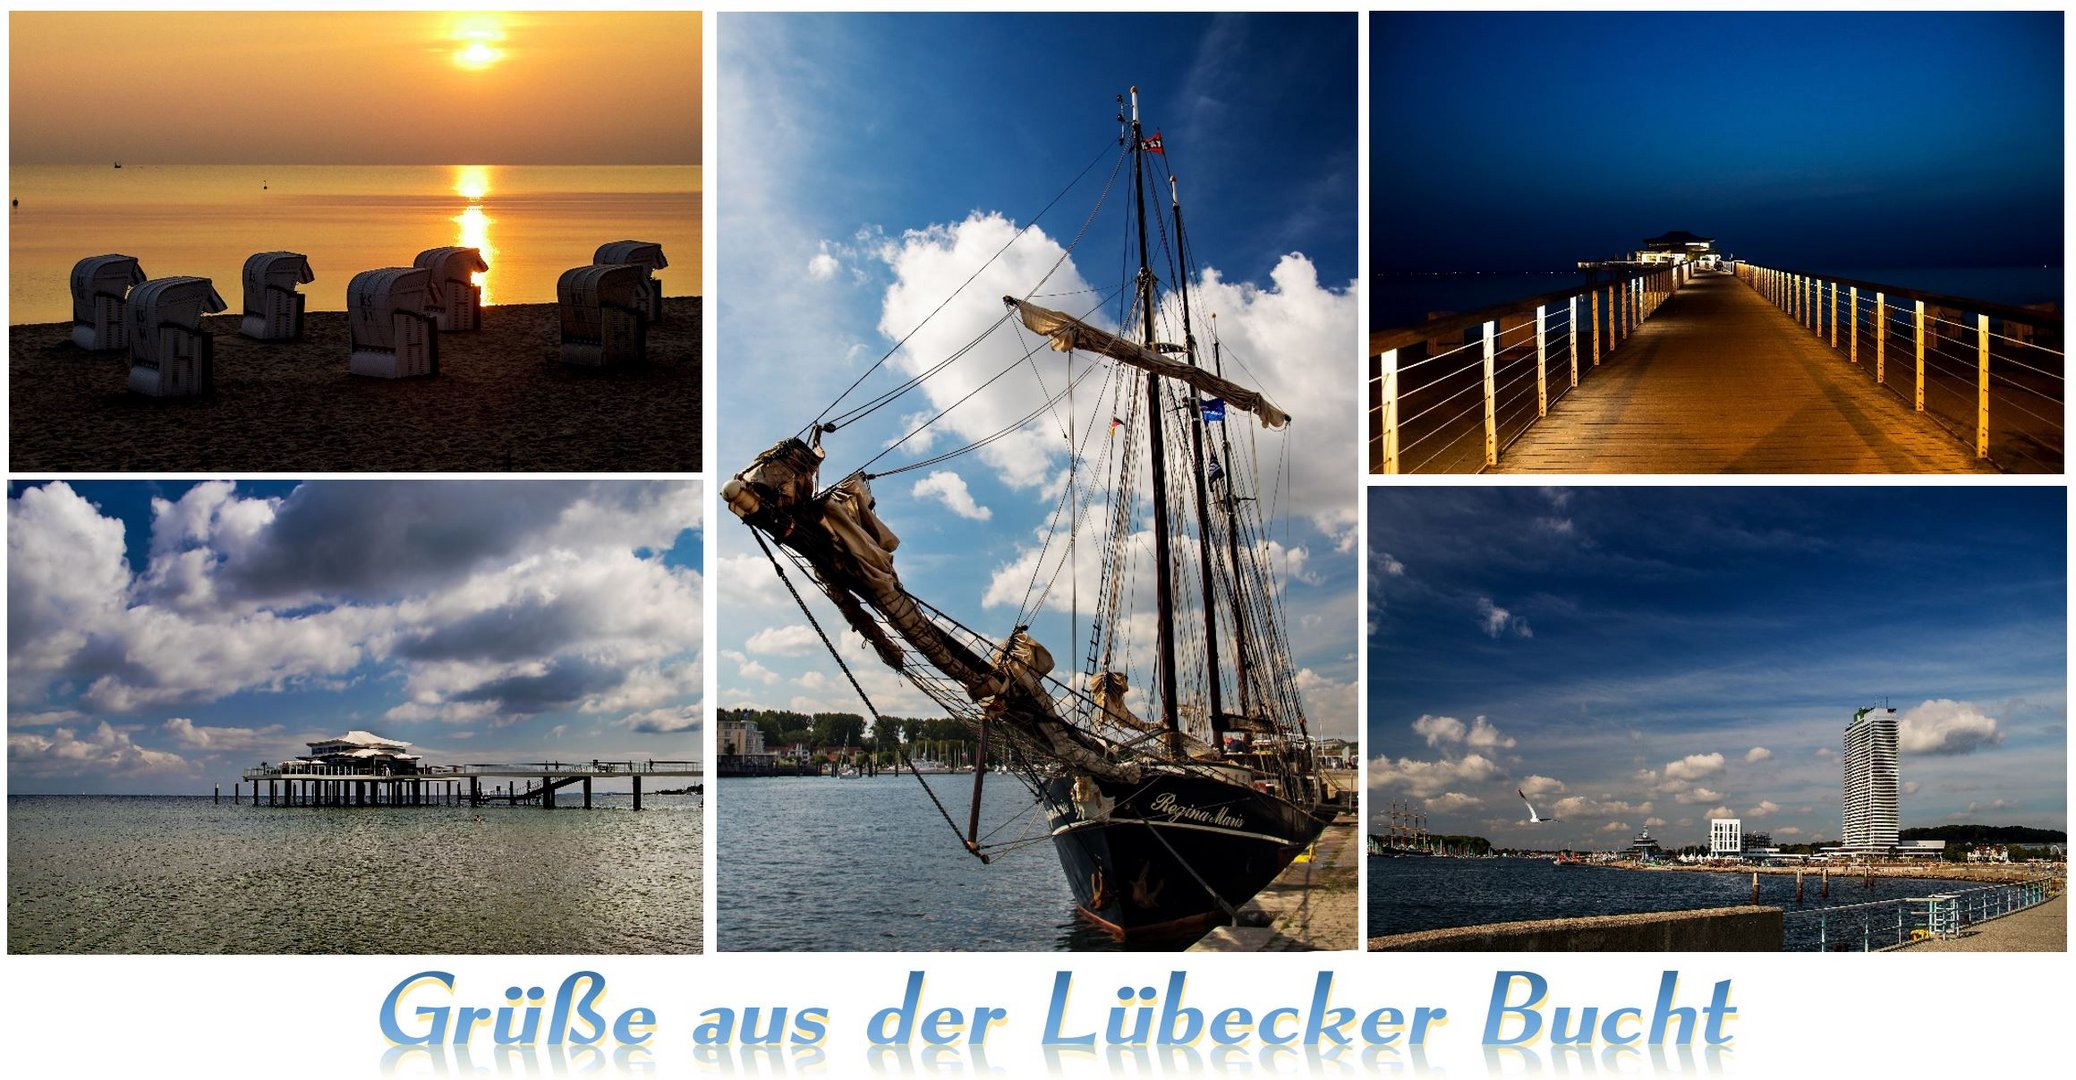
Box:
[724,87,1334,941]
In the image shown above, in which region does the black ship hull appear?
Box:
[1041,768,1332,941]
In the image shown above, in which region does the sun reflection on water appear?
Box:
[451,166,495,304]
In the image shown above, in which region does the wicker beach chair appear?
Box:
[69,254,148,350]
[557,263,649,368]
[412,246,489,332]
[593,240,668,324]
[126,276,226,398]
[239,251,314,341]
[346,267,440,378]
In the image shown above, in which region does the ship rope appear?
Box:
[808,138,1126,439]
[749,527,982,860]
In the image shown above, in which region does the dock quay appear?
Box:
[1190,813,1358,952]
[1891,894,2066,952]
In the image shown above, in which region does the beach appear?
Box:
[9,297,701,472]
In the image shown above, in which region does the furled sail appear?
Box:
[725,437,1133,781]
[1004,296,1290,428]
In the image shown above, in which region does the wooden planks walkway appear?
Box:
[1493,273,1995,473]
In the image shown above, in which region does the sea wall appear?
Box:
[1368,905,1783,952]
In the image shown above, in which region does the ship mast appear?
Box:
[1129,86,1183,756]
[1169,173,1225,736]
[1208,315,1251,718]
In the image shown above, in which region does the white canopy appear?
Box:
[347,267,440,350]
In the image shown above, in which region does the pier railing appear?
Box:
[1737,264,2064,472]
[1780,877,2057,952]
[1369,262,1694,473]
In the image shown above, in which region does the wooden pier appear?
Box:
[1371,263,2062,473]
[233,759,700,810]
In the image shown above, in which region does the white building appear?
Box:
[1710,818,1743,856]
[1842,705,1901,854]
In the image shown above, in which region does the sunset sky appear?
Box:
[9,11,699,164]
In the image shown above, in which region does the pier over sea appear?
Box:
[230,758,700,811]
[1370,264,2061,473]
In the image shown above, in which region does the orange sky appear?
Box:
[9,11,699,164]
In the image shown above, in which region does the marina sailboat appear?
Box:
[725,87,1334,941]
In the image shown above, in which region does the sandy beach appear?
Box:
[9,297,700,472]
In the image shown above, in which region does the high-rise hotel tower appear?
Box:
[1842,704,1900,854]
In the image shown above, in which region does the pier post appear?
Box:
[1480,321,1497,468]
[1796,870,1804,904]
[633,774,642,811]
[1376,348,1398,474]
[1567,297,1579,387]
[541,779,554,809]
[1590,291,1601,366]
[1751,872,1760,903]
[1823,868,1830,898]
[214,784,220,804]
[268,779,276,806]
[470,777,479,806]
[583,777,592,810]
[1849,287,1858,364]
[1875,293,1886,382]
[1829,283,1838,348]
[1913,301,1926,411]
[1976,313,1991,459]
[1534,305,1547,418]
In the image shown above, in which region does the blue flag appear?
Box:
[1200,397,1226,422]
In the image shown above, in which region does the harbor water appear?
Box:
[7,164,700,323]
[1370,855,1986,950]
[7,793,702,954]
[718,773,1137,952]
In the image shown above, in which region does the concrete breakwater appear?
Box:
[1369,906,1783,952]
[1612,862,2051,885]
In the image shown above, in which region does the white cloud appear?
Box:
[807,251,840,281]
[1746,800,1780,818]
[9,721,188,778]
[1675,787,1726,805]
[1898,699,2003,755]
[911,471,992,521]
[1476,597,1530,638]
[1703,805,1735,820]
[1599,821,1631,834]
[162,717,285,751]
[1425,792,1483,813]
[1663,752,1726,783]
[1370,752,1501,799]
[1377,553,1404,576]
[1518,775,1565,797]
[1744,746,1772,763]
[1465,716,1516,750]
[1412,714,1465,747]
[745,624,822,656]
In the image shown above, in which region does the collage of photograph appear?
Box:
[2,5,2068,1078]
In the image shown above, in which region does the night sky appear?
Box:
[1372,11,2063,274]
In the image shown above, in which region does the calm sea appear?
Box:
[718,774,1133,952]
[1372,266,2063,331]
[1370,856,1992,950]
[7,793,701,954]
[7,164,700,324]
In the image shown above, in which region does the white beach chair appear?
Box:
[347,267,441,378]
[557,263,649,367]
[593,240,668,324]
[239,251,314,341]
[126,276,227,398]
[69,254,148,350]
[412,246,488,332]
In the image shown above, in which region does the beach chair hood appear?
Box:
[347,267,440,350]
[70,254,147,325]
[593,241,668,270]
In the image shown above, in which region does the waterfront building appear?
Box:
[1622,827,1665,862]
[1709,818,1743,857]
[1842,704,1901,855]
[718,717,777,775]
[295,730,420,774]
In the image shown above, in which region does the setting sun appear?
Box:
[450,14,506,70]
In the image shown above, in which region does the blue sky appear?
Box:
[716,12,1361,736]
[1373,11,2063,274]
[8,480,702,795]
[1368,487,2067,850]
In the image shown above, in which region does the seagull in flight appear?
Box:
[1519,790,1558,824]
